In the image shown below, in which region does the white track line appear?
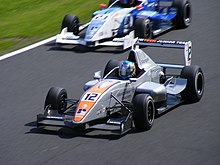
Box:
[0,23,90,61]
[0,36,56,61]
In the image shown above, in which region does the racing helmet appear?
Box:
[120,0,135,7]
[119,60,136,79]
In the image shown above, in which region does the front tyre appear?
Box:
[133,94,155,131]
[180,65,204,103]
[61,14,79,35]
[44,87,68,114]
[173,0,192,28]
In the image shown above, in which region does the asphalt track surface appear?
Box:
[0,0,220,164]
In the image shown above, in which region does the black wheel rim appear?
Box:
[196,72,204,96]
[147,100,154,124]
[73,19,79,35]
[145,23,151,38]
[184,3,191,26]
[59,94,67,113]
[143,19,152,38]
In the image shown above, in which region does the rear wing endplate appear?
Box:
[137,39,192,66]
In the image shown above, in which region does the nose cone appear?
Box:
[74,101,95,122]
[85,14,109,41]
[85,24,102,41]
[74,80,118,122]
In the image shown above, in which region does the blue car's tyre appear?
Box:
[61,14,79,35]
[103,59,120,78]
[173,0,192,28]
[180,65,204,103]
[133,94,155,131]
[134,18,152,38]
[44,87,68,114]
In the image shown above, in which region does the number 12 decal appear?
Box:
[184,41,192,66]
[82,93,100,102]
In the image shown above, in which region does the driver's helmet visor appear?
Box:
[119,62,134,79]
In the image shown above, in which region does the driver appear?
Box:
[119,60,136,79]
[120,0,137,7]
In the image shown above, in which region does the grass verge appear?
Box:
[0,0,108,55]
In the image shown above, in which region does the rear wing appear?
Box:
[137,39,192,66]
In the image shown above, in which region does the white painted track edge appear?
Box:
[0,36,57,61]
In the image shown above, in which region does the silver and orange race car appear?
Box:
[37,39,204,135]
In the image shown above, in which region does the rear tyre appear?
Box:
[103,59,120,77]
[173,0,192,28]
[61,14,79,35]
[134,18,152,38]
[180,65,204,103]
[44,87,68,114]
[133,94,155,131]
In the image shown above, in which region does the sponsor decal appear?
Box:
[140,39,187,45]
[141,57,149,64]
[77,104,88,115]
[143,39,157,43]
[74,80,117,122]
[96,107,106,115]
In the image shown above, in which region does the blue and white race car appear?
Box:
[56,0,191,49]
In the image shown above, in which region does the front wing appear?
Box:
[56,28,137,50]
[37,105,133,135]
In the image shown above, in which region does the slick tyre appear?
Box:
[133,94,155,131]
[173,0,192,28]
[134,18,152,38]
[180,65,204,103]
[44,87,68,114]
[103,59,120,77]
[61,14,79,35]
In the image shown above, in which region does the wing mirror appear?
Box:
[94,71,102,80]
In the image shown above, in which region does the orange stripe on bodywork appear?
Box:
[74,80,117,122]
[74,101,94,122]
[88,81,113,93]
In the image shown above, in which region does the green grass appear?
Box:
[0,0,108,55]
